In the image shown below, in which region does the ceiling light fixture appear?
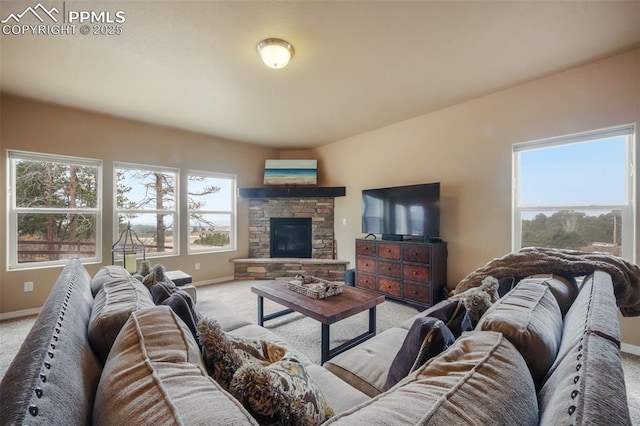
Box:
[257,38,295,69]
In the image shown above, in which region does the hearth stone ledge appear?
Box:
[230,258,349,281]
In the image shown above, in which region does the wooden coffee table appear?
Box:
[251,280,385,364]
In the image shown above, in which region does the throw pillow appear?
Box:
[449,276,499,323]
[150,281,201,342]
[383,316,455,391]
[398,299,473,337]
[497,276,519,298]
[161,290,202,342]
[131,260,151,283]
[196,318,287,391]
[223,332,288,366]
[141,263,174,290]
[418,298,473,338]
[151,281,181,305]
[230,352,334,426]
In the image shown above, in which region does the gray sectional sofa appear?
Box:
[0,258,632,425]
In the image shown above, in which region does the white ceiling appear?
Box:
[2,1,640,149]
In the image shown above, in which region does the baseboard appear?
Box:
[0,307,41,321]
[192,275,235,287]
[621,343,640,356]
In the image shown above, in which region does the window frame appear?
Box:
[512,124,636,262]
[113,162,180,259]
[7,150,103,270]
[186,170,237,254]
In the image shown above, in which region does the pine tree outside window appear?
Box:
[114,163,179,258]
[8,151,102,269]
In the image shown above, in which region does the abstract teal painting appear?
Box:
[264,159,318,185]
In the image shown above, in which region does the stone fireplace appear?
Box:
[248,198,336,259]
[231,195,349,280]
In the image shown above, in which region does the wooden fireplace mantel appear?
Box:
[238,186,346,198]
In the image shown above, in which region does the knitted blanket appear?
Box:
[452,247,640,317]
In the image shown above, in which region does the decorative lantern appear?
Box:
[112,222,146,273]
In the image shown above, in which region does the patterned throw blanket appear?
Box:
[452,247,640,317]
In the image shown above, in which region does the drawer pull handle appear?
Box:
[387,267,392,271]
[413,252,418,256]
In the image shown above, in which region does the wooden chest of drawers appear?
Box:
[355,239,447,308]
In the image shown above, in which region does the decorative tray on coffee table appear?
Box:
[287,275,344,299]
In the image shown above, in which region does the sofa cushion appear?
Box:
[476,280,562,388]
[230,352,334,425]
[196,297,253,332]
[88,275,155,363]
[0,259,102,426]
[538,333,631,425]
[304,365,370,415]
[323,327,408,397]
[324,331,538,425]
[524,274,579,316]
[383,317,455,391]
[197,318,288,391]
[93,306,258,425]
[90,265,131,297]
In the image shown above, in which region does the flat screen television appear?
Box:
[362,182,440,240]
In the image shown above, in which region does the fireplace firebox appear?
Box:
[270,218,312,258]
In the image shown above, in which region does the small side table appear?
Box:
[166,270,192,286]
[166,270,196,302]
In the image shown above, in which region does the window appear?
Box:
[8,151,102,269]
[513,125,636,262]
[187,171,236,253]
[114,163,179,257]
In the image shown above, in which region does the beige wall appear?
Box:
[0,95,278,314]
[308,49,640,346]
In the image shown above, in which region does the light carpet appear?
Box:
[0,280,639,425]
[197,280,420,365]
